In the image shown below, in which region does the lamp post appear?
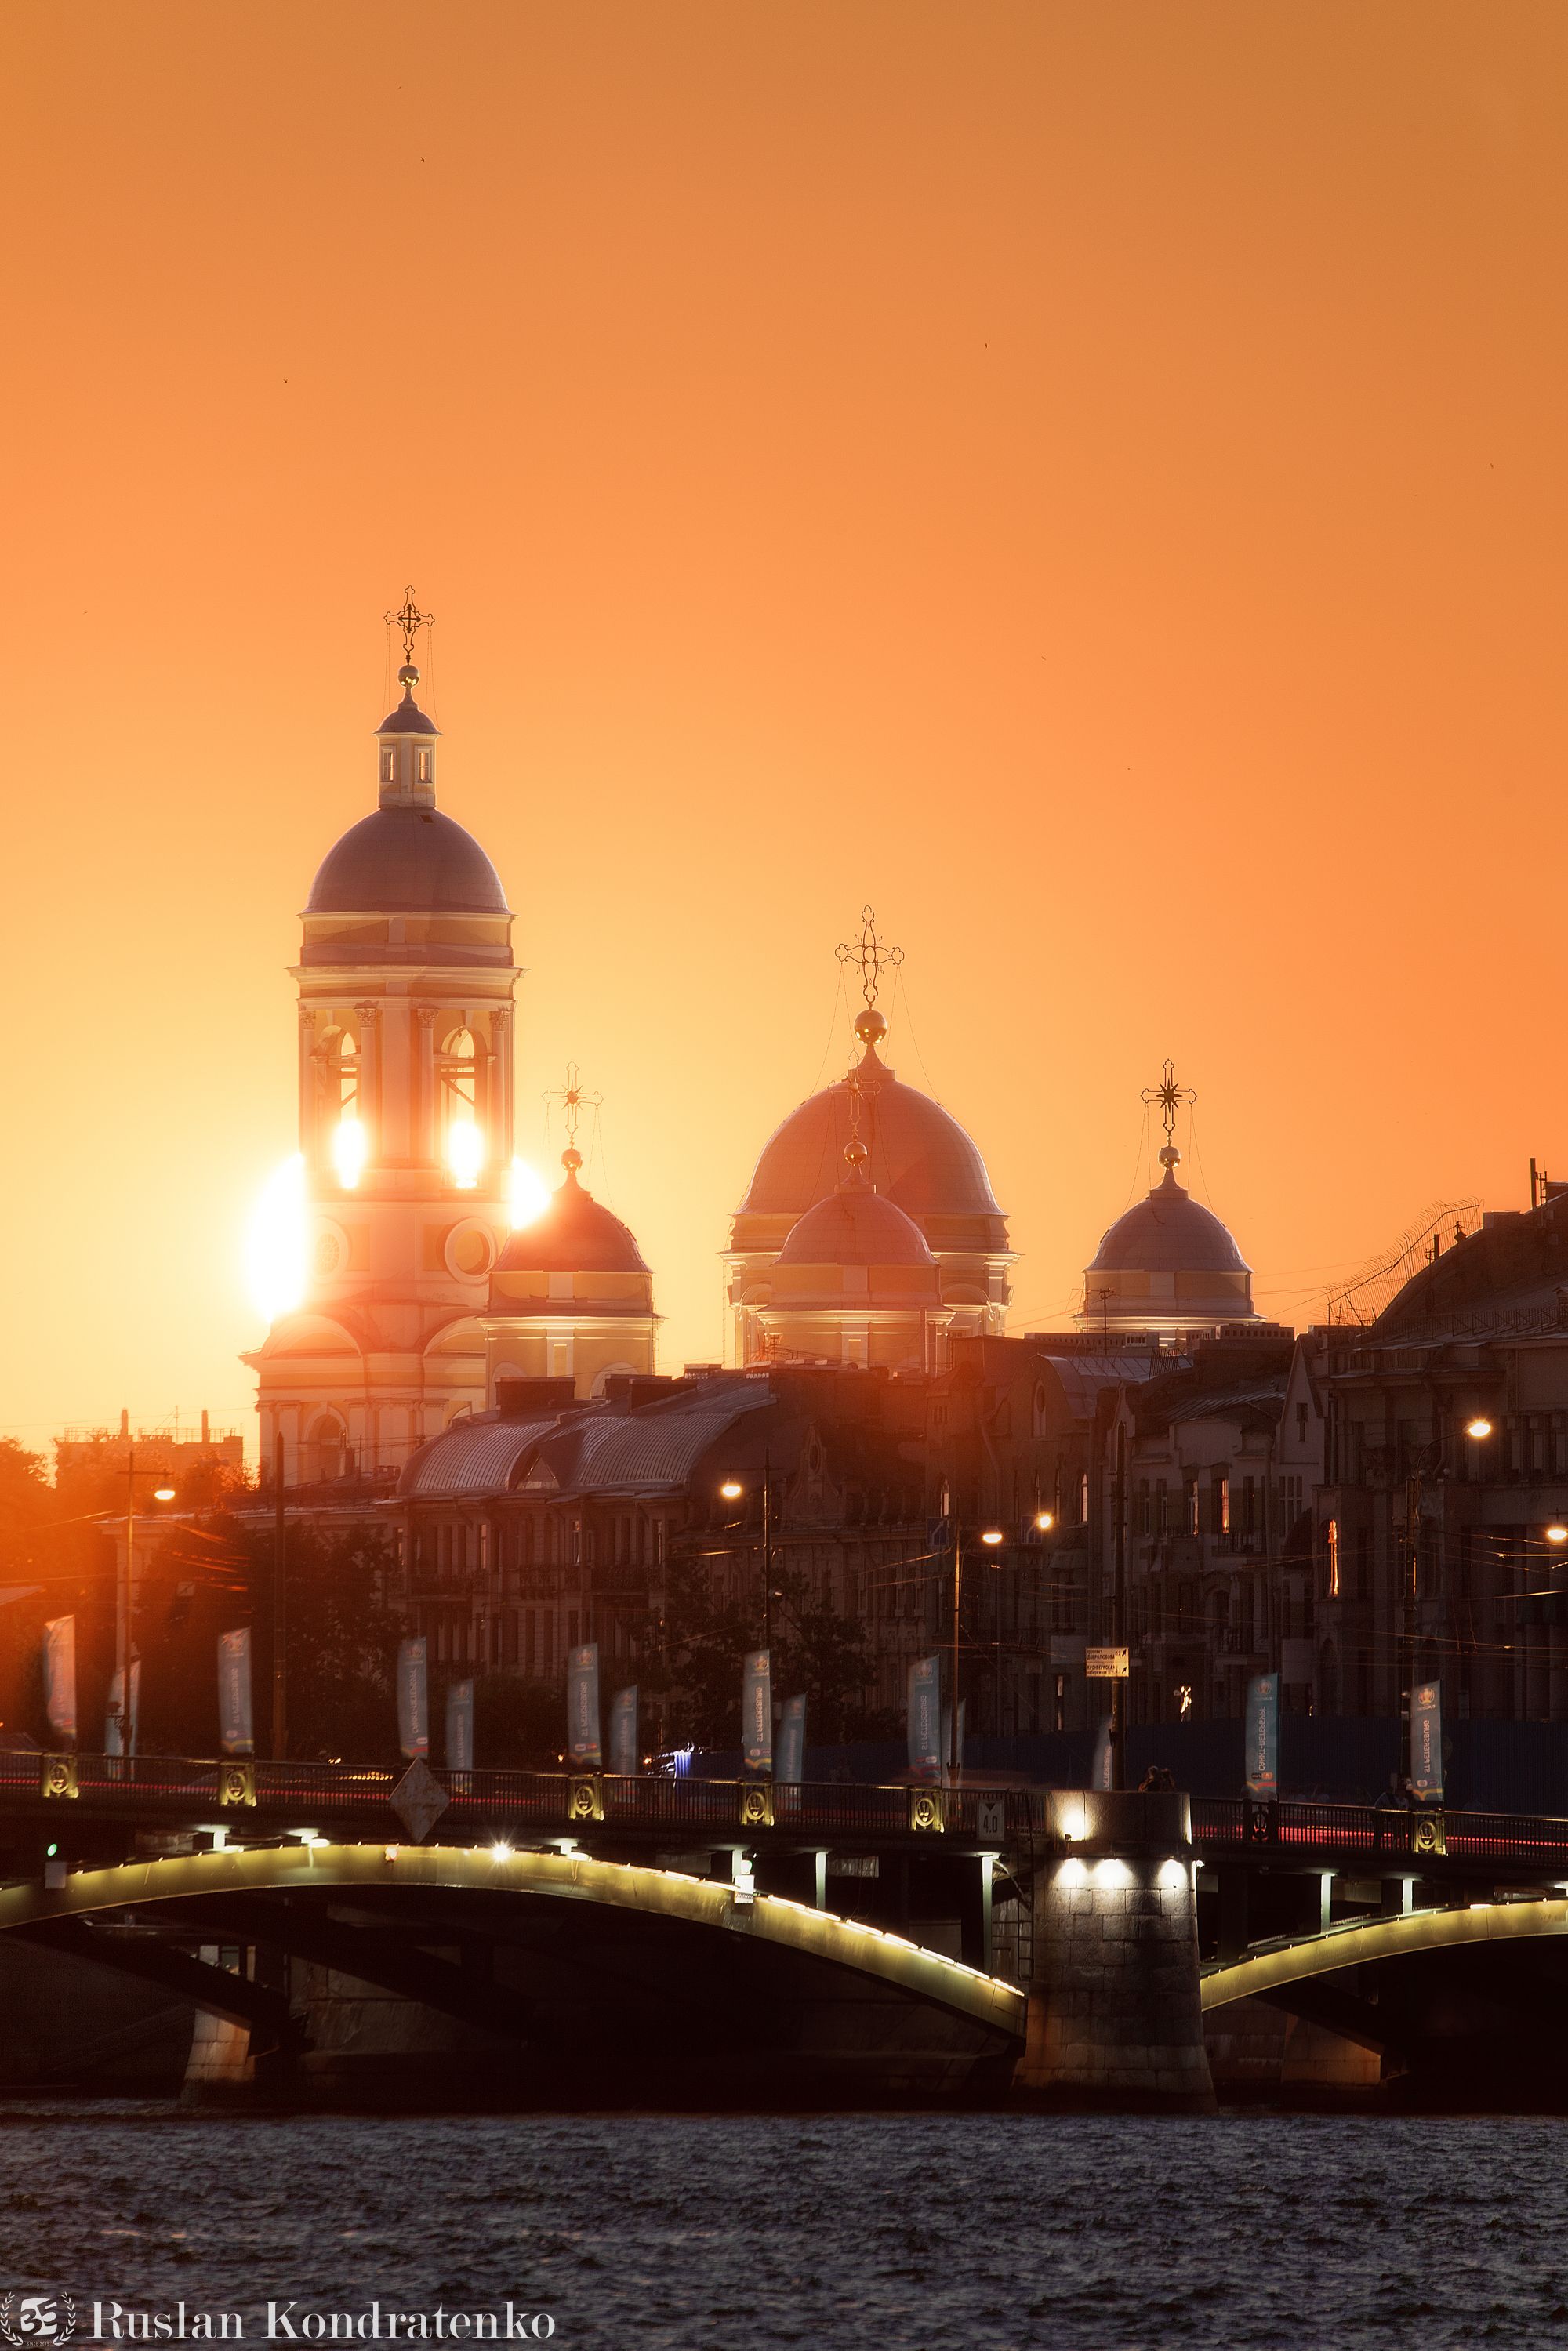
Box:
[719,1453,776,1650]
[114,1447,176,1761]
[944,1491,1006,1779]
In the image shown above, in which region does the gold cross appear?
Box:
[836,905,903,1007]
[384,586,434,666]
[1142,1058,1196,1143]
[543,1061,602,1153]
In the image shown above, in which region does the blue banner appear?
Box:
[568,1643,602,1768]
[1091,1714,1112,1792]
[608,1685,639,1776]
[44,1617,77,1747]
[776,1692,806,1785]
[396,1638,428,1760]
[742,1650,772,1774]
[1410,1681,1443,1801]
[1244,1672,1279,1800]
[445,1678,474,1772]
[217,1628,253,1758]
[907,1655,942,1783]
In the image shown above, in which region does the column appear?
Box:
[1016,1787,1215,2112]
[416,1007,437,1166]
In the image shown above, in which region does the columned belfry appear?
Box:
[245,593,521,1483]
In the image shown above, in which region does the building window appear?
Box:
[417,749,430,785]
[381,748,395,785]
[1185,1477,1199,1538]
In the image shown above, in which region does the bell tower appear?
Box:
[246,593,522,1487]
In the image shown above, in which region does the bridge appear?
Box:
[9,1754,1568,2105]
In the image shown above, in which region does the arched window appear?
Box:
[304,1413,350,1486]
[318,1025,366,1188]
[438,1025,485,1187]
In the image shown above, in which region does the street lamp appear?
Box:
[717,1464,775,1649]
[1547,1526,1568,1546]
[112,1456,177,1761]
[1034,1511,1054,1533]
[1466,1417,1494,1441]
[944,1501,1007,1777]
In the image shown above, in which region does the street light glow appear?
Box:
[1467,1417,1494,1440]
[980,1528,1004,1547]
[720,1480,743,1500]
[1548,1526,1568,1545]
[1035,1511,1054,1531]
[153,1487,176,1502]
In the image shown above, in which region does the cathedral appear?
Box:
[248,604,1259,1479]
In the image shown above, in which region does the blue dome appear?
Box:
[306,807,509,916]
[1087,1169,1250,1276]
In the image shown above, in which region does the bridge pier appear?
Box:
[1015,1790,1215,2113]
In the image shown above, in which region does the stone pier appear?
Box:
[1015,1788,1215,2112]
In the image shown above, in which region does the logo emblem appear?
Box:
[0,2295,78,2349]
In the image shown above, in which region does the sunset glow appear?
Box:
[447,1122,485,1191]
[245,1155,307,1326]
[508,1157,550,1229]
[332,1115,367,1191]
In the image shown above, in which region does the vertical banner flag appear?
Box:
[1091,1714,1113,1792]
[776,1693,807,1785]
[43,1616,77,1747]
[608,1685,639,1777]
[446,1678,474,1773]
[907,1655,942,1783]
[1410,1681,1443,1802]
[742,1650,773,1774]
[217,1628,254,1757]
[568,1643,602,1769]
[397,1638,429,1760]
[1244,1672,1279,1801]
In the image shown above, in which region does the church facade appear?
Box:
[246,609,522,1486]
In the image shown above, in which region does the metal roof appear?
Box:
[549,1383,775,1494]
[401,1413,566,1499]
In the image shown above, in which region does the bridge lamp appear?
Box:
[1466,1417,1494,1441]
[490,1841,514,1863]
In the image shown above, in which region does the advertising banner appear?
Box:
[1410,1681,1443,1802]
[445,1678,474,1773]
[567,1643,602,1769]
[1091,1714,1113,1792]
[1244,1672,1279,1800]
[907,1655,942,1783]
[396,1638,429,1760]
[217,1628,253,1757]
[43,1616,77,1747]
[742,1650,772,1775]
[776,1692,806,1786]
[608,1685,639,1776]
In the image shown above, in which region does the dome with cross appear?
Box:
[1079,1065,1258,1334]
[728,911,1013,1363]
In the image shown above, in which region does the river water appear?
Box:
[1,2106,1564,2349]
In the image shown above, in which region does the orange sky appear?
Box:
[5,2,1568,1453]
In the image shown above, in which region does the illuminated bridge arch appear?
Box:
[0,1844,1024,2105]
[1203,1900,1568,2093]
